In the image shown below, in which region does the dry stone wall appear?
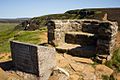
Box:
[47,19,118,60]
[97,21,118,58]
[65,32,96,46]
[47,20,83,46]
[10,41,56,80]
[82,20,100,34]
[47,19,101,46]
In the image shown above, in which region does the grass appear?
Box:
[0,23,18,53]
[105,48,120,72]
[0,23,47,53]
[13,30,46,44]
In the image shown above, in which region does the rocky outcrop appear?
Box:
[55,53,114,80]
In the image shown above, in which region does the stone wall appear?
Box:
[47,20,83,46]
[10,41,56,80]
[65,32,96,46]
[97,21,118,59]
[47,19,101,46]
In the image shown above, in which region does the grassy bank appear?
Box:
[105,48,120,72]
[0,23,47,53]
[0,23,18,53]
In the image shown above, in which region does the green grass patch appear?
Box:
[13,30,44,44]
[105,48,120,72]
[0,23,18,53]
[0,23,47,53]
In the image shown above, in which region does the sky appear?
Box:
[0,0,120,18]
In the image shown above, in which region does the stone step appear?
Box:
[65,32,97,46]
[56,43,96,58]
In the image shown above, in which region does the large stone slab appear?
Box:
[56,43,96,57]
[10,41,56,80]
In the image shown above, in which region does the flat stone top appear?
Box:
[66,32,95,36]
[51,19,100,22]
[56,43,96,51]
[56,43,81,50]
[48,19,117,25]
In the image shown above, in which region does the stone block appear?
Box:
[82,23,99,34]
[10,41,56,80]
[98,21,118,37]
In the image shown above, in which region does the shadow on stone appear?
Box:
[68,46,96,58]
[0,60,14,71]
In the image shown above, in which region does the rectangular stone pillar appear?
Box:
[10,41,56,80]
[97,21,118,56]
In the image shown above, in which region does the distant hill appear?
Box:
[0,18,30,23]
[65,8,120,22]
[16,8,120,30]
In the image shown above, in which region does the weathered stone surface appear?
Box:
[96,21,118,61]
[0,68,8,80]
[7,72,23,80]
[63,53,73,61]
[37,46,56,80]
[81,64,96,80]
[47,19,99,46]
[10,41,56,80]
[95,65,113,76]
[54,53,118,80]
[72,57,94,64]
[15,71,37,80]
[98,21,118,37]
[69,74,79,80]
[49,67,69,80]
[115,73,120,80]
[70,63,85,72]
[82,20,99,34]
[56,53,73,68]
[56,43,96,57]
[47,19,118,61]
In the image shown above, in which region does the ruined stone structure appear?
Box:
[10,41,56,80]
[47,19,118,61]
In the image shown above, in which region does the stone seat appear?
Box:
[56,43,96,57]
[66,32,95,36]
[65,31,97,46]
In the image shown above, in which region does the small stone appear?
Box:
[72,57,94,64]
[63,53,72,61]
[95,64,113,76]
[116,73,120,80]
[0,68,8,80]
[70,63,85,72]
[49,67,69,80]
[96,56,107,64]
[82,72,96,80]
[70,74,79,80]
[82,65,96,80]
[7,73,22,80]
[56,54,65,61]
[58,59,69,68]
[83,65,95,73]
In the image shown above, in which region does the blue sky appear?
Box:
[0,0,120,18]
